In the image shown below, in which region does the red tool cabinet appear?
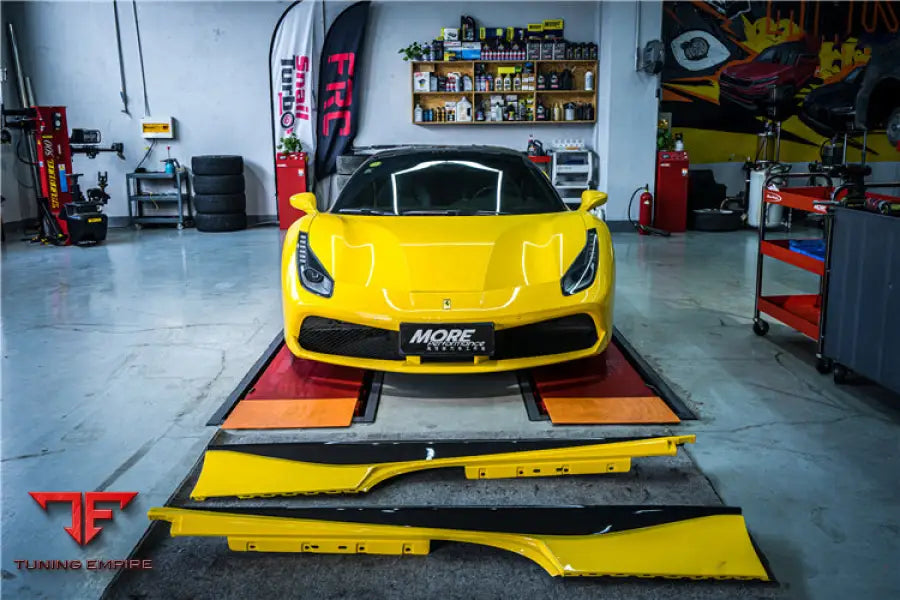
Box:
[276,152,308,229]
[654,150,689,232]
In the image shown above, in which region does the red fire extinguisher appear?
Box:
[638,188,654,235]
[629,185,670,237]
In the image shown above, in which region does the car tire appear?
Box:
[692,208,743,231]
[192,173,245,194]
[193,193,246,214]
[191,155,244,176]
[194,212,247,232]
[887,107,900,147]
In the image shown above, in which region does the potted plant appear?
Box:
[399,41,426,61]
[277,134,303,155]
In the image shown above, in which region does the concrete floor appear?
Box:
[2,226,898,599]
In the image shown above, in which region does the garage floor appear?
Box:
[2,226,898,600]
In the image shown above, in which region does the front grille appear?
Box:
[299,314,597,363]
[299,317,402,360]
[494,314,598,360]
[719,74,751,88]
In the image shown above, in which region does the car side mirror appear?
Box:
[290,192,318,215]
[579,190,607,212]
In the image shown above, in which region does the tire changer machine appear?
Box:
[3,105,124,245]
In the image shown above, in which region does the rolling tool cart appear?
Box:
[127,169,192,229]
[752,171,837,373]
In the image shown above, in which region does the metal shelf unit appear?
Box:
[127,170,192,229]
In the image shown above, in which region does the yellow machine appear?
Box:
[281,147,613,374]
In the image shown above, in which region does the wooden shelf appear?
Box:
[410,58,597,127]
[417,120,596,126]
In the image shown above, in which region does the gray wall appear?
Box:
[1,0,661,222]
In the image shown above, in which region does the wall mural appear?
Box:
[661,1,900,163]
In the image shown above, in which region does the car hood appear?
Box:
[306,212,592,292]
[723,62,790,81]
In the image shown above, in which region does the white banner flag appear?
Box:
[271,0,323,181]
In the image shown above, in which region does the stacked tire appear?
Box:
[191,155,247,232]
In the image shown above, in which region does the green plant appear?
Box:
[399,41,425,61]
[278,135,303,153]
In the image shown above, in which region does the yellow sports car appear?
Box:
[281,146,614,374]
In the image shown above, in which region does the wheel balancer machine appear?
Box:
[2,105,124,245]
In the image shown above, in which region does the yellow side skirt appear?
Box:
[148,507,770,581]
[190,435,696,499]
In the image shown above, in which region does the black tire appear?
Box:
[753,319,769,336]
[194,212,247,232]
[191,155,243,176]
[192,173,245,194]
[193,193,246,214]
[887,107,900,147]
[833,363,849,384]
[692,208,743,231]
[816,357,833,374]
[337,154,368,175]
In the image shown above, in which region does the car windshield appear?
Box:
[331,151,568,215]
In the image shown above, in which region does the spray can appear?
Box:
[584,70,594,91]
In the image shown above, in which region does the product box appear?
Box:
[505,27,525,42]
[540,40,554,59]
[526,40,541,60]
[441,27,459,41]
[413,72,430,92]
[460,41,481,59]
[479,27,505,40]
[542,19,564,38]
[552,39,567,60]
[527,23,543,36]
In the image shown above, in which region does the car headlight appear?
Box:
[561,229,598,296]
[296,232,334,297]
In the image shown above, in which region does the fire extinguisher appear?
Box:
[638,188,654,235]
[629,185,670,236]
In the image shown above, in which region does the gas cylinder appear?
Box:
[638,189,654,235]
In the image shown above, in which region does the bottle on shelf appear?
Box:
[552,103,561,121]
[503,73,512,91]
[414,103,423,122]
[513,72,522,91]
[456,96,472,122]
[585,70,594,91]
[537,72,546,90]
[494,74,503,91]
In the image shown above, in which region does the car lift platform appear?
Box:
[208,329,694,430]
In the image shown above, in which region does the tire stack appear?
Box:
[191,155,247,232]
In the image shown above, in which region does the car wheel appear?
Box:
[887,107,900,147]
[193,193,246,214]
[194,212,247,232]
[192,173,245,194]
[191,155,244,175]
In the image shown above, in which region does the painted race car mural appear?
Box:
[662,1,900,162]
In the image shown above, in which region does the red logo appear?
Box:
[29,492,137,546]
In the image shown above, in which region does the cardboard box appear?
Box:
[413,72,430,92]
[542,19,564,38]
[479,27,505,40]
[505,27,525,41]
[441,27,459,41]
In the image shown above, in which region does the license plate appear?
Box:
[399,323,494,356]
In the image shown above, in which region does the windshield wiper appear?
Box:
[400,209,509,216]
[336,208,393,215]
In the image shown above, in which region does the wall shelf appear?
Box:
[410,59,597,126]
